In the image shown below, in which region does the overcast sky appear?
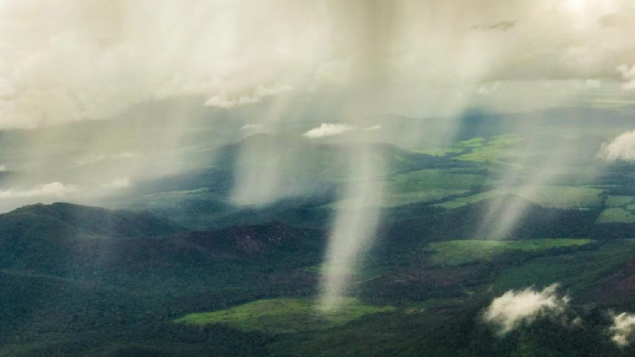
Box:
[0,0,635,129]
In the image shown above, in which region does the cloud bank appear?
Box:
[483,284,570,335]
[618,65,635,90]
[0,182,77,198]
[205,85,293,109]
[1,0,635,128]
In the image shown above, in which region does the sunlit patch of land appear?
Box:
[174,298,395,334]
[427,239,593,267]
[437,186,604,209]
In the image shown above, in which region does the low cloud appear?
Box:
[585,79,602,89]
[101,178,130,189]
[240,124,264,131]
[205,85,293,109]
[363,124,382,131]
[483,284,570,335]
[0,182,77,198]
[472,20,516,32]
[303,123,381,139]
[73,152,140,168]
[617,65,635,90]
[610,312,635,347]
[303,123,354,138]
[599,130,635,161]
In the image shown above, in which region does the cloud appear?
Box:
[1,0,635,128]
[618,65,635,90]
[483,284,570,335]
[610,312,635,347]
[303,123,354,138]
[0,182,77,198]
[599,130,635,161]
[100,178,130,189]
[240,124,264,131]
[205,85,293,109]
[364,125,381,131]
[0,165,6,172]
[472,21,516,32]
[586,79,602,88]
[302,123,381,139]
[73,152,140,167]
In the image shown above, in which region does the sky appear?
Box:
[0,0,634,130]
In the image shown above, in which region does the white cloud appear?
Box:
[303,123,354,138]
[0,182,77,198]
[303,123,381,138]
[73,152,140,167]
[363,124,382,131]
[483,284,570,335]
[1,0,635,128]
[618,65,635,90]
[100,178,130,189]
[586,79,602,88]
[240,124,264,130]
[205,85,293,109]
[0,165,6,172]
[599,130,635,161]
[610,312,635,347]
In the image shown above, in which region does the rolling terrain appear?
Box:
[4,114,635,356]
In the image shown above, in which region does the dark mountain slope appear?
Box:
[0,203,325,275]
[7,202,186,238]
[175,221,322,256]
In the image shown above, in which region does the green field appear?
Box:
[437,185,604,209]
[427,239,593,267]
[596,207,635,224]
[331,169,488,209]
[392,169,487,189]
[605,195,634,207]
[454,134,523,163]
[175,298,395,334]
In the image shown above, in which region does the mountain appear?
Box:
[175,221,323,256]
[0,202,324,275]
[6,202,186,238]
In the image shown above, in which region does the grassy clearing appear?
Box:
[454,134,523,163]
[435,190,502,209]
[413,148,464,157]
[174,298,395,334]
[427,239,593,267]
[392,169,487,189]
[330,188,467,209]
[459,137,486,148]
[381,190,469,208]
[331,169,489,209]
[596,207,635,224]
[605,195,634,207]
[437,185,604,209]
